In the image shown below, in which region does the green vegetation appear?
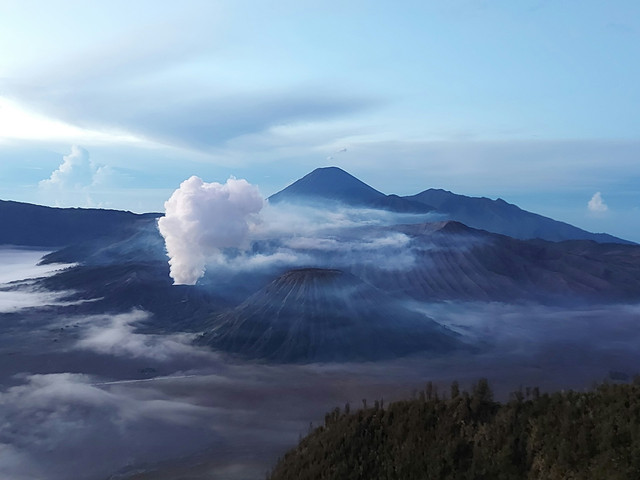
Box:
[269,379,640,480]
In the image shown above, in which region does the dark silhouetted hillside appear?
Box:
[269,379,640,480]
[0,199,160,247]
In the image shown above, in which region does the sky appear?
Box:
[0,0,639,241]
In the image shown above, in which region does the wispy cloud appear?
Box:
[4,38,376,152]
[0,289,77,313]
[75,310,210,361]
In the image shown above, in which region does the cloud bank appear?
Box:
[0,249,71,285]
[158,176,264,285]
[0,248,79,313]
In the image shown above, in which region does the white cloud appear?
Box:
[38,145,118,207]
[0,96,142,146]
[0,249,68,284]
[40,145,97,189]
[588,191,608,214]
[75,310,209,361]
[0,248,78,313]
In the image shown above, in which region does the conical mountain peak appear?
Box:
[198,267,460,362]
[268,167,433,213]
[268,166,385,205]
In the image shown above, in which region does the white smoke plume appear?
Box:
[158,176,264,285]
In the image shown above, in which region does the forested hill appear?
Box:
[269,380,640,480]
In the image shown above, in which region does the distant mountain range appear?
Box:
[269,166,633,245]
[0,167,632,249]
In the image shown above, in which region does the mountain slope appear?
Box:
[405,189,631,244]
[197,268,460,362]
[0,199,161,247]
[350,221,640,304]
[36,219,232,331]
[268,167,432,213]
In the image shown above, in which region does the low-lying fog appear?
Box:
[1,249,639,480]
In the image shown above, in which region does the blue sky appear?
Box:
[0,0,639,241]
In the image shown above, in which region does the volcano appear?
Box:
[197,268,460,362]
[268,167,432,213]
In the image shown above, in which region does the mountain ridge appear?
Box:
[0,199,161,247]
[405,188,631,244]
[267,167,632,245]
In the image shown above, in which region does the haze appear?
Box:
[0,1,639,241]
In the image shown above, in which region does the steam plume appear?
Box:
[158,176,263,284]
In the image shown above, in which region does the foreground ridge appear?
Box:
[269,379,640,480]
